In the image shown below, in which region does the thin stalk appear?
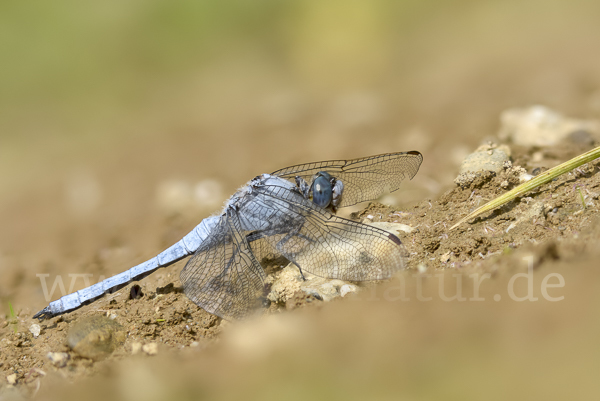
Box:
[8,302,17,333]
[450,146,600,230]
[577,187,587,209]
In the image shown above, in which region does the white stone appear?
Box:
[29,323,41,338]
[46,352,69,368]
[6,373,17,385]
[142,342,158,356]
[340,284,358,297]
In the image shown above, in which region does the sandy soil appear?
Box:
[2,131,600,400]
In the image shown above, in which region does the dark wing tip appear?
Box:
[388,233,402,245]
[33,306,53,321]
[405,150,424,180]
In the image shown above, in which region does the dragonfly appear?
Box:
[34,151,423,321]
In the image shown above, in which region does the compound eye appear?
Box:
[311,175,332,208]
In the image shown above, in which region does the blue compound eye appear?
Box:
[312,174,332,208]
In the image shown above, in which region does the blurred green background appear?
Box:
[3,0,600,189]
[3,0,600,303]
[3,0,600,182]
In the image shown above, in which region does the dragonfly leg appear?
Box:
[272,223,312,280]
[295,263,307,281]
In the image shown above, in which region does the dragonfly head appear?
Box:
[310,172,333,208]
[310,171,345,211]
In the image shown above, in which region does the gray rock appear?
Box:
[458,144,511,175]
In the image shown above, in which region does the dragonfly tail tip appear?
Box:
[32,306,53,321]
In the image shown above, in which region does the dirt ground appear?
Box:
[3,1,600,400]
[2,129,600,400]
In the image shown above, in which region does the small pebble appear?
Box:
[131,342,142,355]
[190,341,200,347]
[6,373,17,385]
[362,214,373,224]
[46,352,70,368]
[520,173,534,182]
[142,342,158,356]
[340,284,358,297]
[29,324,41,338]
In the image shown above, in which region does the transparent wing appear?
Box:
[247,184,405,281]
[180,212,266,320]
[270,151,423,208]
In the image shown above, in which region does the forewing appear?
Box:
[180,213,266,320]
[270,151,423,208]
[253,185,406,281]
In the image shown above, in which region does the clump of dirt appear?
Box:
[354,142,600,273]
